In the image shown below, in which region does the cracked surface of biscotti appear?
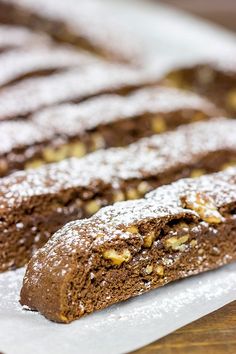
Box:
[0,0,141,63]
[0,118,236,272]
[0,86,221,176]
[20,167,236,323]
[0,62,163,121]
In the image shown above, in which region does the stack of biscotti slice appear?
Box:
[20,166,236,322]
[0,86,221,176]
[162,56,236,115]
[0,0,140,63]
[0,117,236,272]
[0,62,168,121]
[0,24,50,53]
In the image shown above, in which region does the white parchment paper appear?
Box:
[0,1,236,353]
[0,264,236,354]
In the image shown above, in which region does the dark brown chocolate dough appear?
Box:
[0,86,221,176]
[20,167,236,322]
[0,118,236,272]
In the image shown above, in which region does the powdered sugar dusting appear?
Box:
[0,118,235,210]
[0,86,219,155]
[0,63,158,120]
[32,86,219,136]
[0,46,98,87]
[0,24,50,51]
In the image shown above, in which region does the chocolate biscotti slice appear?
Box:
[0,0,140,63]
[0,87,221,176]
[20,167,236,323]
[164,56,236,115]
[0,46,98,88]
[0,63,161,121]
[0,117,236,272]
[0,24,50,53]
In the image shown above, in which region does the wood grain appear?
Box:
[132,301,236,354]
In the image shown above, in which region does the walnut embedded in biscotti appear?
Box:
[226,89,236,111]
[103,248,131,265]
[25,158,44,169]
[190,168,205,178]
[126,225,139,234]
[69,141,86,158]
[182,192,223,224]
[156,265,164,276]
[126,188,139,200]
[145,264,153,274]
[164,235,189,251]
[85,199,101,215]
[151,115,167,133]
[42,145,69,162]
[143,231,155,248]
[113,190,125,202]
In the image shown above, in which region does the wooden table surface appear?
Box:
[132,301,236,354]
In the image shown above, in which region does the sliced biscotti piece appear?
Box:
[164,56,236,115]
[20,167,236,323]
[0,63,162,121]
[0,87,221,176]
[0,24,50,53]
[1,117,236,272]
[0,46,99,88]
[0,0,140,63]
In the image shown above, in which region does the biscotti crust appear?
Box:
[0,87,221,176]
[20,167,236,322]
[0,118,236,272]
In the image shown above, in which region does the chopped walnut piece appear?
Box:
[126,225,139,234]
[226,89,236,110]
[156,265,164,276]
[190,239,197,247]
[85,200,100,215]
[190,168,205,178]
[182,192,224,224]
[103,249,131,266]
[25,159,44,169]
[143,231,155,248]
[151,116,167,133]
[69,142,86,158]
[126,188,139,200]
[43,145,69,162]
[113,190,125,202]
[137,181,151,195]
[164,235,189,251]
[192,112,206,122]
[145,264,153,274]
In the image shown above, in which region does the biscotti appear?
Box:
[20,167,236,322]
[0,63,161,121]
[0,118,236,272]
[0,0,140,63]
[0,24,50,52]
[164,56,236,115]
[0,46,99,88]
[0,87,221,176]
